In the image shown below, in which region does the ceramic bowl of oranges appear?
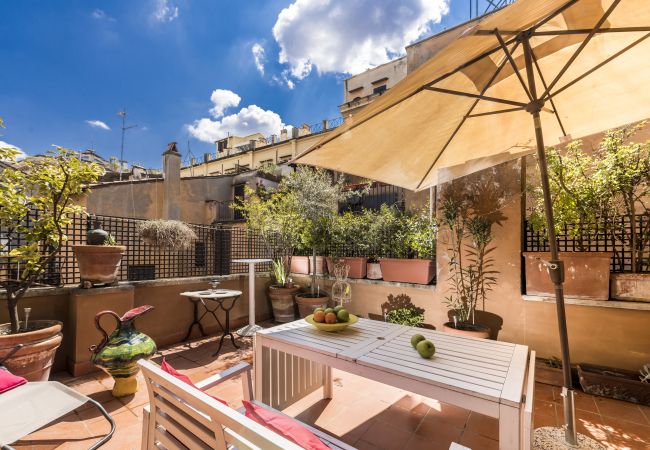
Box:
[305,306,358,332]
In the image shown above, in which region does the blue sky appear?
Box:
[0,0,492,168]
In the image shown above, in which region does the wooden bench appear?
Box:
[139,359,355,450]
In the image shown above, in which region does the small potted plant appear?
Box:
[385,307,424,327]
[73,221,126,288]
[0,145,103,380]
[267,259,300,323]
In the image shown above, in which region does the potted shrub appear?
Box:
[0,145,103,380]
[136,219,197,251]
[233,181,307,321]
[440,177,506,339]
[327,212,368,279]
[597,124,650,302]
[267,259,300,323]
[73,222,126,288]
[385,307,424,327]
[525,139,613,300]
[379,207,436,285]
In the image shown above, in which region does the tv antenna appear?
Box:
[117,108,138,181]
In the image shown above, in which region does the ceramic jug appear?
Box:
[90,305,157,397]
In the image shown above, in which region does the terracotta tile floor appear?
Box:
[10,330,650,450]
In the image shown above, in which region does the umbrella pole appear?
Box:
[523,38,577,445]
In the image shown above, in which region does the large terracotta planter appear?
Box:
[326,257,367,279]
[294,293,329,318]
[610,273,650,302]
[367,262,382,280]
[442,322,490,339]
[73,245,126,287]
[379,258,435,284]
[0,320,63,381]
[268,285,300,323]
[522,251,612,300]
[289,256,310,275]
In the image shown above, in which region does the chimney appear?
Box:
[280,128,288,141]
[291,127,299,139]
[271,134,277,144]
[162,142,181,220]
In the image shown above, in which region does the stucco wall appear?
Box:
[86,180,164,219]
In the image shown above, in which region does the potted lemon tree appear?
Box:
[0,145,103,380]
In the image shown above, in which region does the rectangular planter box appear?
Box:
[610,273,650,303]
[379,258,435,285]
[289,256,310,275]
[326,257,367,279]
[522,251,612,300]
[309,256,327,275]
[578,364,650,406]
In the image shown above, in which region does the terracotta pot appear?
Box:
[309,256,327,275]
[326,257,367,279]
[442,322,490,339]
[0,320,63,381]
[294,293,329,318]
[610,273,650,302]
[379,258,435,284]
[578,363,650,406]
[522,251,612,300]
[289,256,310,275]
[73,245,126,287]
[268,285,300,323]
[367,262,382,280]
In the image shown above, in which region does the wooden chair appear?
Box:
[139,359,356,450]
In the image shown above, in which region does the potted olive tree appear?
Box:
[597,124,650,302]
[326,211,369,279]
[234,183,306,322]
[525,140,613,300]
[0,145,103,380]
[440,177,507,339]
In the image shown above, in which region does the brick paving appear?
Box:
[10,329,650,450]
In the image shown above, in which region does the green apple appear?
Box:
[333,305,343,313]
[410,334,426,349]
[324,308,334,315]
[336,309,349,323]
[313,307,324,314]
[416,339,435,359]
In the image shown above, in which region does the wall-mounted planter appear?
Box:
[326,257,367,279]
[578,363,650,406]
[610,273,650,303]
[379,258,435,285]
[367,262,382,280]
[309,256,327,276]
[289,256,310,275]
[522,251,612,300]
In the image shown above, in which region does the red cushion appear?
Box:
[0,368,27,394]
[242,400,329,450]
[160,358,228,406]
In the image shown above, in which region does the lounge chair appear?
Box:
[0,345,115,450]
[139,359,356,449]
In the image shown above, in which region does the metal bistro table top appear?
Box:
[180,289,242,299]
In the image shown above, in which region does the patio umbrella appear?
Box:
[294,0,650,444]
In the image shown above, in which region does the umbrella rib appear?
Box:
[467,107,524,118]
[477,26,650,36]
[415,42,517,191]
[550,31,650,100]
[495,29,533,102]
[424,87,527,108]
[542,0,622,100]
[530,46,567,137]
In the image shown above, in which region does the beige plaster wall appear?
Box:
[87,180,164,219]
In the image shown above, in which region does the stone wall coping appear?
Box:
[0,273,272,300]
[292,273,438,291]
[522,294,650,311]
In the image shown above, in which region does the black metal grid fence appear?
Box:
[1,213,275,287]
[523,214,650,273]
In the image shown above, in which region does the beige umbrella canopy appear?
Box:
[296,0,650,191]
[295,0,650,445]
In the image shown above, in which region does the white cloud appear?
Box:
[209,89,241,118]
[252,43,266,75]
[86,120,111,131]
[92,9,115,21]
[271,70,295,90]
[153,0,179,23]
[187,90,285,143]
[0,141,26,161]
[272,0,449,79]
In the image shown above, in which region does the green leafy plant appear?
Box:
[405,209,437,260]
[104,234,117,246]
[385,308,424,327]
[0,146,104,333]
[441,176,508,324]
[270,258,288,287]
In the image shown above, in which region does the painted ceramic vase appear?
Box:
[90,305,157,397]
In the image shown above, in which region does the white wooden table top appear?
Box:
[258,318,529,407]
[180,289,242,299]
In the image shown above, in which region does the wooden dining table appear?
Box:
[254,318,535,450]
